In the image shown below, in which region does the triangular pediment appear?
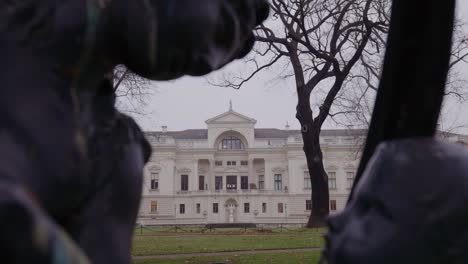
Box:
[205,110,257,124]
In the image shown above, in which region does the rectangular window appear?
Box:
[330,200,337,211]
[278,203,284,213]
[274,174,283,191]
[241,176,249,190]
[150,200,157,213]
[199,175,205,191]
[304,171,311,189]
[240,160,248,166]
[258,175,265,190]
[196,203,201,214]
[262,202,267,213]
[226,176,237,190]
[213,203,219,213]
[215,176,223,190]
[215,160,223,166]
[150,172,159,190]
[346,172,355,189]
[180,204,185,214]
[328,172,337,190]
[306,200,312,211]
[181,175,188,191]
[244,203,250,213]
[227,161,237,166]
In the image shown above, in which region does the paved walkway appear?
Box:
[132,247,322,260]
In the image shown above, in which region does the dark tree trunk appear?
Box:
[297,99,330,228]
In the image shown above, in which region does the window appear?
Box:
[215,176,223,190]
[330,200,337,211]
[199,175,205,191]
[278,203,284,213]
[304,171,311,189]
[346,172,355,189]
[258,175,265,190]
[274,174,283,191]
[150,172,159,190]
[241,176,249,190]
[220,136,244,150]
[244,203,250,213]
[215,160,223,166]
[240,160,248,166]
[180,204,185,214]
[328,172,337,190]
[181,175,188,191]
[306,200,312,211]
[213,203,219,213]
[227,161,237,166]
[226,176,237,190]
[262,202,267,213]
[150,200,157,213]
[196,203,201,214]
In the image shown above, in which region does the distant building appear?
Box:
[137,108,468,225]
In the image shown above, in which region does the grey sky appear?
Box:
[131,1,468,133]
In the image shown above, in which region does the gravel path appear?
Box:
[132,247,322,260]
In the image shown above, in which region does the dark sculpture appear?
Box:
[322,139,468,263]
[321,0,462,263]
[73,79,152,264]
[0,0,268,262]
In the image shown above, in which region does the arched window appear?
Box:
[220,136,244,150]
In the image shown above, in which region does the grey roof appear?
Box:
[146,128,368,140]
[146,129,208,139]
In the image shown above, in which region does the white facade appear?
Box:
[137,109,372,225]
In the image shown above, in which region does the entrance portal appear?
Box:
[224,198,238,223]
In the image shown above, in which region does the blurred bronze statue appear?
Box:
[322,139,468,263]
[0,0,269,262]
[321,0,462,263]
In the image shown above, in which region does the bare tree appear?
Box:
[335,20,468,129]
[215,0,468,227]
[113,65,154,116]
[214,0,390,227]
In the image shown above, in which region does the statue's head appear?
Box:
[115,0,269,80]
[321,139,468,264]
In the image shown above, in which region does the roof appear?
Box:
[145,128,368,140]
[146,129,208,139]
[205,110,257,124]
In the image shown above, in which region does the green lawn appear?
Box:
[132,229,324,256]
[133,251,321,264]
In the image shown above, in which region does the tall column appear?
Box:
[248,158,254,189]
[264,159,272,190]
[193,160,199,191]
[209,159,215,192]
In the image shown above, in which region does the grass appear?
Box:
[132,251,321,264]
[132,228,325,256]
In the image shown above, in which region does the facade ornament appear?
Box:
[148,165,162,172]
[176,167,192,173]
[272,167,286,173]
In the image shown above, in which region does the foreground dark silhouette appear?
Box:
[0,0,269,262]
[321,0,467,263]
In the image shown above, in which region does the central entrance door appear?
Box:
[225,198,238,223]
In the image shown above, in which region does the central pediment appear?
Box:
[205,110,257,125]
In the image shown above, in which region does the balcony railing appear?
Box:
[175,189,289,195]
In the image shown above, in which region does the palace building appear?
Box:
[137,107,468,225]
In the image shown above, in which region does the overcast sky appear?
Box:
[129,1,468,133]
